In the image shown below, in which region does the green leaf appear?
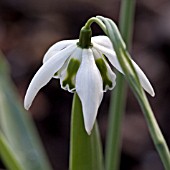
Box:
[104,1,135,170]
[69,93,103,170]
[0,53,52,170]
[0,132,23,170]
[97,16,170,170]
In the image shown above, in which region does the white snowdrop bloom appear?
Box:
[24,35,154,135]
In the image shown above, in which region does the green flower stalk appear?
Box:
[105,1,136,170]
[97,16,170,170]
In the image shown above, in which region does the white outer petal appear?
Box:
[131,61,155,96]
[92,36,113,50]
[93,42,155,96]
[43,39,78,63]
[24,44,76,110]
[76,49,103,135]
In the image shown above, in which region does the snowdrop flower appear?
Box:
[24,28,154,134]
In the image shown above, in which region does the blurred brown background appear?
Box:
[0,0,170,169]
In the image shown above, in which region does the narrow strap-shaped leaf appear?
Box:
[69,93,103,170]
[97,16,170,170]
[0,53,52,170]
[0,132,23,170]
[105,2,135,169]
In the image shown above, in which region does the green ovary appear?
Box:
[62,58,80,90]
[95,58,112,90]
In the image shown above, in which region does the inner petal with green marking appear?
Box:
[95,58,113,90]
[62,58,80,91]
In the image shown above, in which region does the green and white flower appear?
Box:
[24,35,154,134]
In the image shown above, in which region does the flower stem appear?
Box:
[137,92,170,170]
[105,74,126,170]
[99,15,170,170]
[77,26,92,49]
[84,17,107,33]
[105,1,136,170]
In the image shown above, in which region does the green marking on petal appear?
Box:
[62,58,80,90]
[95,58,112,90]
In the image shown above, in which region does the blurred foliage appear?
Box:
[0,53,52,170]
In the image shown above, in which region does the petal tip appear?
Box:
[24,105,29,110]
[24,100,31,110]
[85,126,92,135]
[147,84,155,97]
[150,90,155,97]
[24,104,30,110]
[84,117,94,135]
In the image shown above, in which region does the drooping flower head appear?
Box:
[24,24,154,135]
